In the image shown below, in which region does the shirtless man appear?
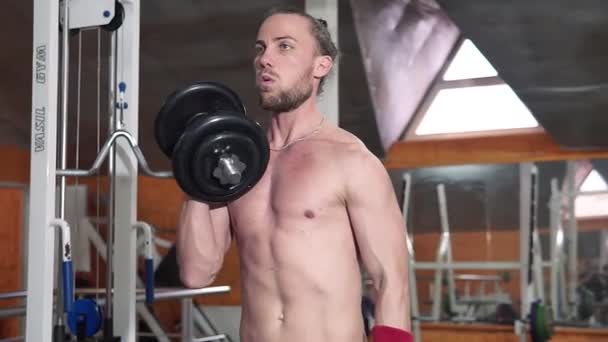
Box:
[177,7,412,342]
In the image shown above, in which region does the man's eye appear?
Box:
[279,43,292,50]
[255,45,264,54]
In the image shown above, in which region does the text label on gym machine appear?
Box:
[35,45,46,84]
[34,106,45,152]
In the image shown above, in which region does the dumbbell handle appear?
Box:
[213,154,247,186]
[218,156,242,184]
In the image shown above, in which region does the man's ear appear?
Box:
[313,55,333,79]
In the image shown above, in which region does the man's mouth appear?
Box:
[257,74,276,91]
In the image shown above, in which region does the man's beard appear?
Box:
[258,72,313,113]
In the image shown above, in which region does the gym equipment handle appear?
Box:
[134,222,155,304]
[62,260,74,313]
[50,219,74,313]
[145,258,154,304]
[56,130,172,178]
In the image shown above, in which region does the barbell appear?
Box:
[155,81,269,202]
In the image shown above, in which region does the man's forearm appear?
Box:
[177,200,223,287]
[373,272,411,332]
[372,273,413,342]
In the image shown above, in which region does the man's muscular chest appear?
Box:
[229,146,344,232]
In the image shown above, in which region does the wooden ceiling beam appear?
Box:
[383,130,608,169]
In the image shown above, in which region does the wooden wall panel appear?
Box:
[419,323,518,342]
[405,323,608,342]
[0,187,24,338]
[551,326,608,342]
[412,231,523,315]
[0,146,29,184]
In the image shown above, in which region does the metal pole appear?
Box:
[402,173,412,232]
[26,0,60,338]
[437,184,460,315]
[565,161,578,312]
[401,173,420,342]
[518,163,533,342]
[0,286,231,301]
[113,1,141,338]
[104,26,118,341]
[601,230,608,273]
[54,0,71,337]
[414,261,551,270]
[530,165,545,302]
[182,298,194,342]
[193,306,226,341]
[0,306,26,319]
[58,0,70,225]
[193,335,228,342]
[549,178,560,320]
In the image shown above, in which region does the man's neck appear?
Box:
[268,98,324,150]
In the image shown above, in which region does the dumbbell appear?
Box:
[155,81,269,202]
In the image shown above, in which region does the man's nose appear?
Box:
[256,50,273,69]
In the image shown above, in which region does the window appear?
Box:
[579,169,608,192]
[409,39,539,138]
[576,169,608,218]
[443,39,497,81]
[415,85,537,135]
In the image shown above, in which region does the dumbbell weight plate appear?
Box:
[155,81,246,158]
[192,132,261,201]
[172,113,269,202]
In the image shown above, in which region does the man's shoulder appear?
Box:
[324,126,384,173]
[324,126,366,152]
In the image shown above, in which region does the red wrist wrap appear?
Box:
[371,325,413,342]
